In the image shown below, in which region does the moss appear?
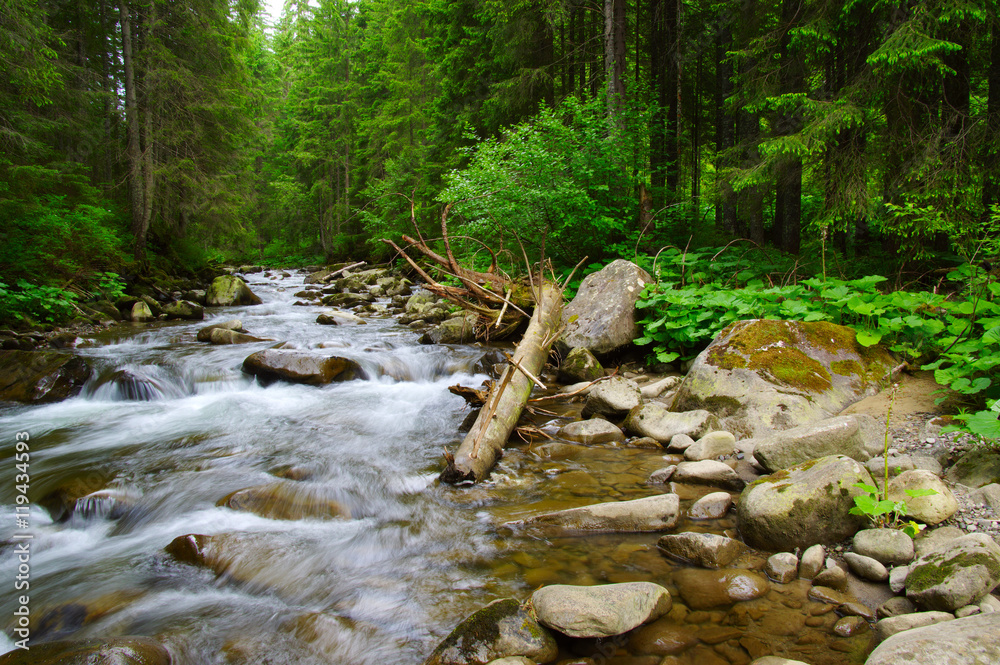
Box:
[830,359,864,377]
[749,347,832,392]
[708,347,748,370]
[907,550,1000,593]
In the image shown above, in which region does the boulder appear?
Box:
[530,581,671,638]
[752,414,880,472]
[868,613,1000,664]
[560,259,652,355]
[684,431,736,461]
[945,448,1000,488]
[0,350,91,403]
[671,460,744,490]
[130,300,154,322]
[0,637,171,665]
[205,275,263,307]
[161,300,204,320]
[888,469,958,525]
[905,533,1000,612]
[558,347,604,383]
[656,532,743,569]
[557,419,626,445]
[317,311,367,326]
[209,329,272,345]
[423,598,558,665]
[508,494,680,535]
[197,319,244,341]
[582,376,641,418]
[688,492,733,520]
[624,404,719,442]
[737,455,873,551]
[218,482,349,520]
[420,314,477,345]
[670,319,895,438]
[853,528,915,566]
[243,350,364,385]
[671,569,770,610]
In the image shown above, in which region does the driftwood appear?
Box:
[439,283,564,484]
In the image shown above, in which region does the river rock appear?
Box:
[206,275,263,307]
[582,376,641,418]
[672,569,770,610]
[197,319,244,341]
[887,469,958,525]
[748,659,812,665]
[872,610,956,644]
[557,419,625,445]
[560,259,651,355]
[867,454,943,478]
[530,581,671,638]
[812,566,848,591]
[209,328,271,345]
[0,637,171,665]
[667,433,695,451]
[890,565,910,593]
[218,482,349,520]
[640,375,682,398]
[945,448,1000,488]
[317,311,367,326]
[627,617,699,656]
[684,431,736,461]
[243,349,364,385]
[765,552,799,583]
[737,455,872,551]
[670,319,895,439]
[688,492,732,519]
[853,528,915,566]
[420,314,477,344]
[751,414,879,472]
[878,596,917,618]
[869,613,1000,664]
[484,658,534,665]
[130,300,155,322]
[798,544,826,580]
[423,598,558,665]
[162,300,204,320]
[914,526,966,557]
[559,347,604,383]
[905,533,1000,611]
[843,552,889,582]
[0,350,91,403]
[672,460,744,490]
[509,494,680,534]
[322,292,374,309]
[656,532,742,568]
[624,405,719,442]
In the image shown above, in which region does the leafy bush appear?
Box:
[0,280,79,324]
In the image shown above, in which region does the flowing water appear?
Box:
[0,272,869,664]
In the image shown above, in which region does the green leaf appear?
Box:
[856,330,883,347]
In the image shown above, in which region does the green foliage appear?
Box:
[848,482,936,537]
[0,280,78,325]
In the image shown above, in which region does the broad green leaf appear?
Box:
[856,330,883,346]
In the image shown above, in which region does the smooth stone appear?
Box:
[799,544,826,580]
[752,414,877,472]
[196,318,243,341]
[972,483,1000,515]
[209,328,271,345]
[873,611,956,644]
[812,566,848,591]
[843,552,889,582]
[510,494,680,535]
[656,532,743,569]
[0,637,170,665]
[423,598,558,665]
[688,491,732,520]
[914,526,966,557]
[217,482,349,520]
[667,433,695,451]
[905,533,1000,612]
[887,469,959,525]
[560,259,651,355]
[242,349,364,385]
[764,552,798,583]
[639,375,681,398]
[647,466,676,484]
[581,376,641,418]
[833,615,869,637]
[627,617,699,656]
[889,565,910,594]
[672,460,744,490]
[853,528,915,566]
[945,448,1000,489]
[624,405,719,443]
[530,582,671,638]
[808,586,849,605]
[684,431,736,461]
[558,419,626,445]
[877,596,917,619]
[839,601,875,621]
[672,569,770,610]
[867,454,943,478]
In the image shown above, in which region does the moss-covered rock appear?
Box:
[905,533,1000,611]
[672,319,896,438]
[0,350,91,403]
[205,275,263,307]
[423,598,557,665]
[558,347,604,383]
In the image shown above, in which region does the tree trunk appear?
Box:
[604,0,625,116]
[984,17,999,216]
[774,0,804,253]
[715,21,736,234]
[439,283,563,484]
[650,0,667,211]
[119,0,146,262]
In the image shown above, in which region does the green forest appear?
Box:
[1,0,998,423]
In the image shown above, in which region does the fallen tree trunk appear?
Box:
[440,282,564,484]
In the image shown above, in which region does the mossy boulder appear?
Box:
[205,275,263,307]
[558,347,604,383]
[736,454,873,552]
[905,533,1000,611]
[161,300,204,320]
[671,319,896,438]
[0,350,91,403]
[423,598,558,665]
[420,313,477,344]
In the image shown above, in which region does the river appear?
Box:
[0,270,868,664]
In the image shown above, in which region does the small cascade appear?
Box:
[84,364,194,401]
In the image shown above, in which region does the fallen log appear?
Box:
[439,282,564,484]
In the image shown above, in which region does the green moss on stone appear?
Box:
[749,347,832,392]
[831,359,864,377]
[907,551,1000,594]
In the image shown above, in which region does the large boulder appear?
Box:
[887,469,958,525]
[905,533,1000,612]
[530,582,671,638]
[737,455,873,551]
[423,598,557,665]
[0,350,91,403]
[243,350,364,385]
[671,319,896,438]
[866,613,1000,665]
[582,376,641,418]
[161,300,204,320]
[560,259,652,355]
[508,494,680,535]
[205,275,263,307]
[752,414,881,472]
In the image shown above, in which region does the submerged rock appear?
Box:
[0,637,171,665]
[656,532,743,569]
[205,275,263,307]
[509,494,680,535]
[218,482,350,520]
[672,568,770,610]
[243,349,364,385]
[671,319,895,438]
[0,350,91,403]
[530,581,671,638]
[423,598,557,665]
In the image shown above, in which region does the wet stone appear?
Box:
[627,618,699,656]
[833,616,869,637]
[799,544,826,580]
[656,533,743,569]
[672,569,770,610]
[807,586,849,606]
[811,566,848,591]
[840,601,876,621]
[765,552,798,583]
[688,492,733,520]
[877,596,917,619]
[843,552,889,582]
